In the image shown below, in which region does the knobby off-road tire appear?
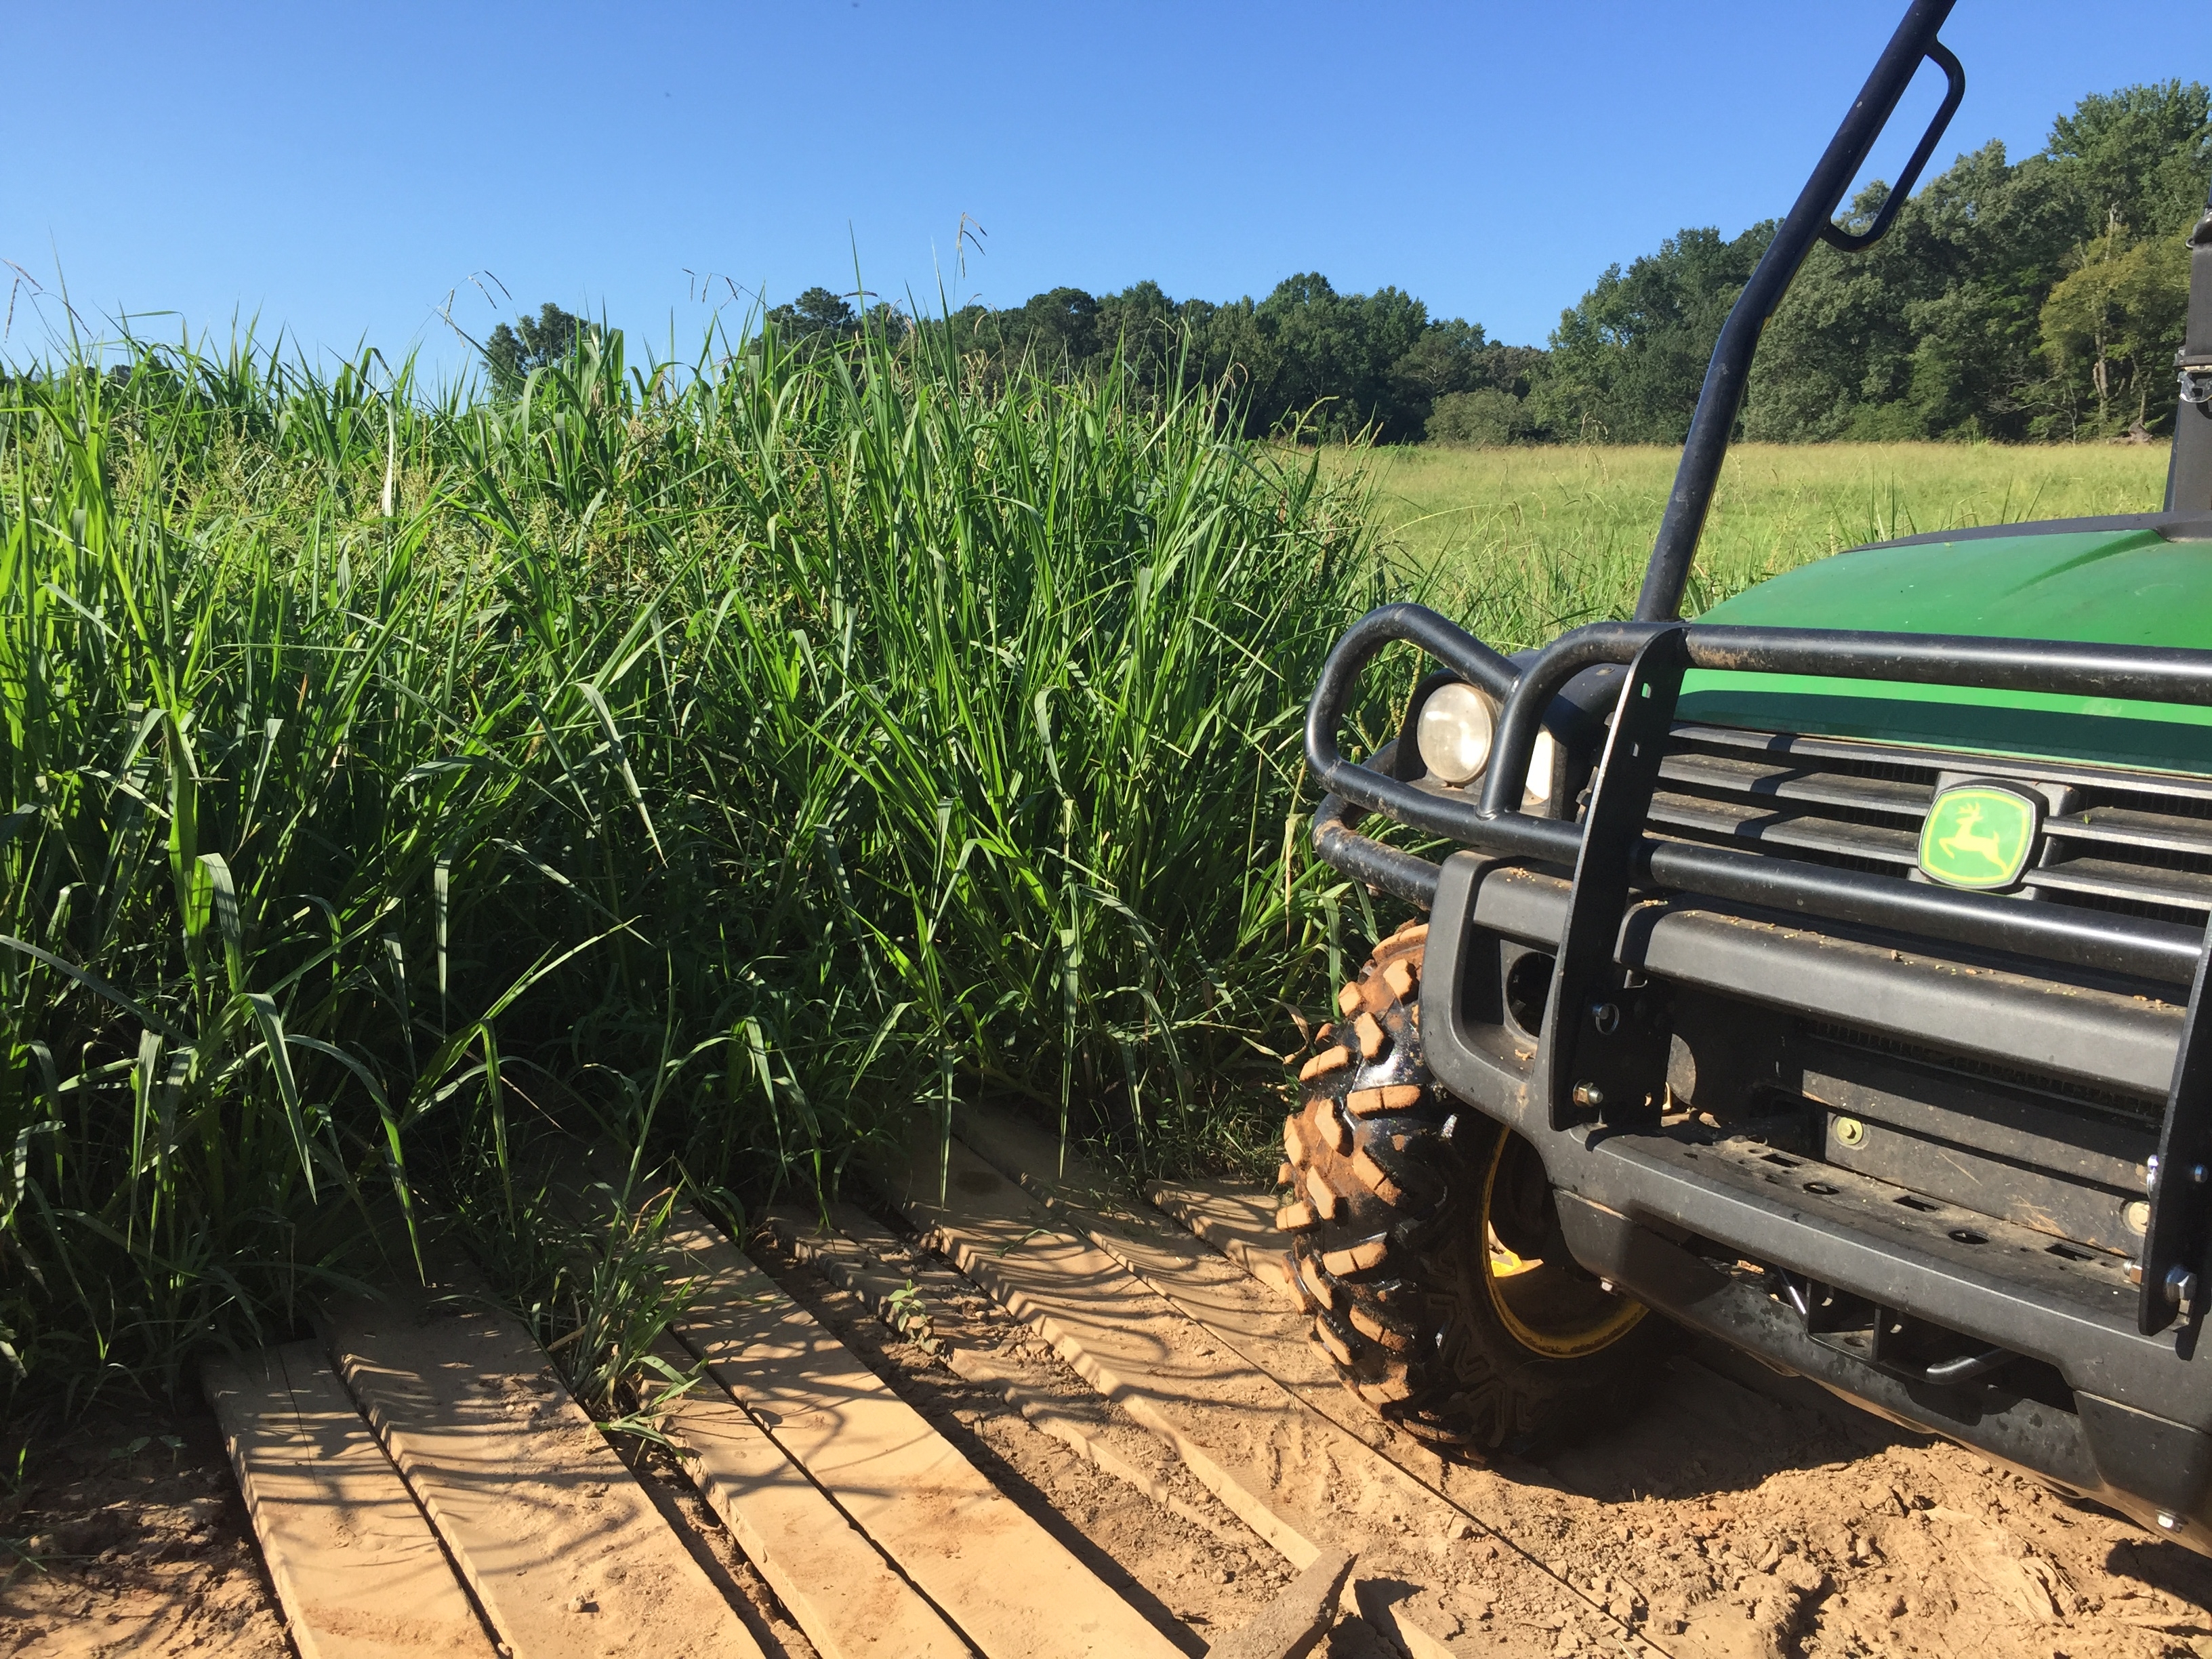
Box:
[1275,920,1670,1452]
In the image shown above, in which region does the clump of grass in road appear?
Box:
[1340,440,2172,651]
[467,1174,705,1444]
[0,320,1397,1416]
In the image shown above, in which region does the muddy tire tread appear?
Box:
[1275,929,1671,1452]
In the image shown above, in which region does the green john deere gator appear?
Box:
[1284,0,2212,1551]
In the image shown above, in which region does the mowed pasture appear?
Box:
[1340,439,2175,650]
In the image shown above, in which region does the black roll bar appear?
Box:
[1634,0,1966,623]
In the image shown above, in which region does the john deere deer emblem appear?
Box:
[1918,785,2039,890]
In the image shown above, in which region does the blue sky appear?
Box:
[1,2,2200,379]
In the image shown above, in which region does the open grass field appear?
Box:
[1337,440,2175,651]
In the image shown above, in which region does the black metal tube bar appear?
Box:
[1311,793,1443,908]
[1477,617,2212,825]
[1309,756,1584,866]
[1816,42,1966,255]
[1306,606,2212,981]
[1479,622,1662,819]
[1634,0,1961,622]
[1305,804,2201,985]
[1312,612,2212,857]
[1681,624,2212,701]
[1483,617,2212,722]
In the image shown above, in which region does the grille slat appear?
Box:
[1649,790,1921,867]
[1656,750,1933,819]
[1673,723,2212,804]
[1657,726,2212,926]
[1654,756,1929,823]
[2045,806,2212,858]
[2028,856,2212,912]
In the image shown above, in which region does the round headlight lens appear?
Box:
[1524,729,1559,804]
[1416,682,1496,785]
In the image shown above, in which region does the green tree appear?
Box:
[1239,274,1429,439]
[2040,228,2193,434]
[767,287,859,344]
[1743,84,2210,442]
[2049,81,2212,248]
[1743,144,2085,441]
[763,287,909,358]
[1427,388,1530,447]
[1006,286,1103,366]
[1531,224,1775,444]
[1094,280,1183,384]
[895,79,2211,451]
[928,274,1518,443]
[483,303,597,397]
[1385,317,1492,437]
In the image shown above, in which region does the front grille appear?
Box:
[1652,724,2212,926]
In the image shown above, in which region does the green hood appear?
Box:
[1677,524,2212,776]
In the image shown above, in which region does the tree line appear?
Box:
[1543,81,2212,444]
[493,80,2209,445]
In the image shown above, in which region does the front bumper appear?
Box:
[1305,605,2212,1544]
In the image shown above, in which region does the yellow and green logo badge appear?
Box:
[1918,785,2040,890]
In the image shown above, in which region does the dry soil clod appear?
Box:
[1351,1014,1387,1061]
[1302,1168,1343,1222]
[1347,1149,1403,1206]
[1202,1545,1353,1659]
[1315,1100,1353,1156]
[1320,1237,1389,1277]
[1298,1046,1350,1082]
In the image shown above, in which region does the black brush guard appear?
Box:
[1305,606,2212,1540]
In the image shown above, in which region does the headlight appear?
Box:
[1524,729,1559,804]
[1416,682,1496,785]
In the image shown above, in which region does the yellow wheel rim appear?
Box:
[1479,1128,1647,1359]
[1486,1235,1541,1279]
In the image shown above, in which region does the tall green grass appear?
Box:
[0,321,1397,1409]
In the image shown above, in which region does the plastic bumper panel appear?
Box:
[1431,848,2186,1376]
